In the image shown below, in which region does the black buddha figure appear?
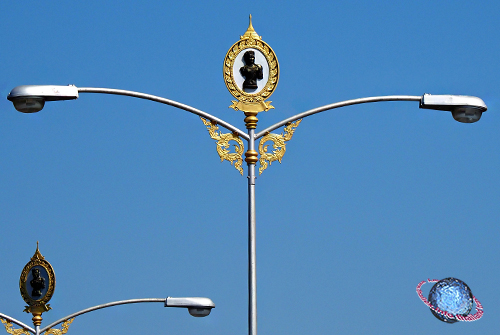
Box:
[30,268,45,297]
[239,50,263,90]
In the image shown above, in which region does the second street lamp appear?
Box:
[0,245,215,335]
[7,17,488,335]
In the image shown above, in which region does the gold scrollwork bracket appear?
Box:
[200,117,245,175]
[44,318,74,335]
[258,119,302,175]
[0,318,31,335]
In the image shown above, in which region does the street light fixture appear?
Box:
[0,297,215,335]
[7,85,79,113]
[419,93,487,123]
[7,17,488,335]
[166,297,216,317]
[7,85,487,124]
[0,245,214,335]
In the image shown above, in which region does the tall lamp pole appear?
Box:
[7,17,487,335]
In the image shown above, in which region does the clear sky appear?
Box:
[1,1,499,334]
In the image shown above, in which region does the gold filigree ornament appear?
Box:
[20,242,56,326]
[201,117,244,175]
[223,15,279,114]
[258,119,302,175]
[0,318,31,335]
[44,318,74,335]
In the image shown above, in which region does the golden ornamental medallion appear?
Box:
[20,243,56,325]
[223,15,279,113]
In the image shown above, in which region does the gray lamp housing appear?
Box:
[419,94,487,123]
[165,297,215,317]
[7,85,79,113]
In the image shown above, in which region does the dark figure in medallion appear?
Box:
[239,50,263,90]
[30,268,45,297]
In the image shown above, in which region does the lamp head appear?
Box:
[419,94,487,123]
[7,85,79,113]
[165,297,215,317]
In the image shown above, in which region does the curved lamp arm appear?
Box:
[77,88,248,140]
[7,85,248,141]
[7,86,487,141]
[255,94,487,139]
[40,297,215,333]
[40,298,163,332]
[256,96,419,139]
[0,312,35,334]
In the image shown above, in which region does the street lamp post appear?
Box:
[7,17,487,335]
[0,245,215,335]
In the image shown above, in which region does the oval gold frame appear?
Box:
[20,248,56,306]
[223,38,279,104]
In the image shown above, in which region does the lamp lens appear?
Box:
[452,108,482,123]
[13,97,45,113]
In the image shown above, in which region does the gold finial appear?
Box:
[241,14,261,40]
[32,241,44,261]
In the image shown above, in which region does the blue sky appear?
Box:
[1,1,499,334]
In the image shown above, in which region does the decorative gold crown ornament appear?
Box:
[19,242,56,326]
[201,15,300,175]
[223,15,279,115]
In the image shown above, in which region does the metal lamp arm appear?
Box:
[255,95,421,139]
[77,87,249,140]
[40,298,164,333]
[0,313,35,334]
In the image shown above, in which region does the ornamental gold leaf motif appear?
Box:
[0,318,31,335]
[44,318,74,335]
[258,119,302,175]
[201,117,244,175]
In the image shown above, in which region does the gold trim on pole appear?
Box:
[201,117,245,175]
[0,319,31,335]
[44,319,74,335]
[258,119,302,174]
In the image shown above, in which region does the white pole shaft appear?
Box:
[247,128,257,335]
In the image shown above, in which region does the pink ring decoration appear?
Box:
[416,279,483,322]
